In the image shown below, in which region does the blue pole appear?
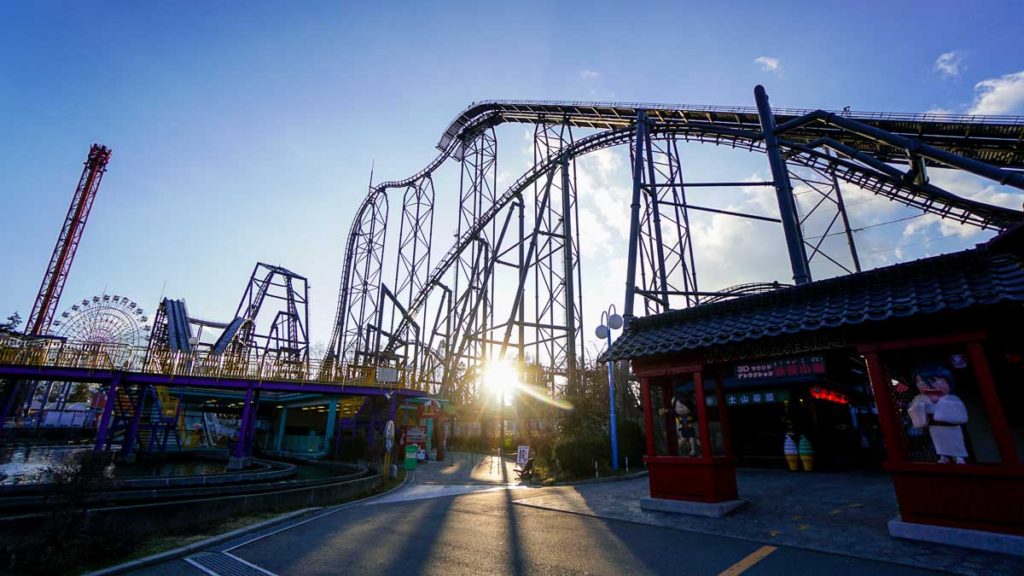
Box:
[607,330,619,470]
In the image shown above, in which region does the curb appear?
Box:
[548,469,648,487]
[84,470,411,576]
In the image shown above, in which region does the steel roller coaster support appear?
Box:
[328,86,1024,405]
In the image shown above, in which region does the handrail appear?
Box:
[0,334,421,391]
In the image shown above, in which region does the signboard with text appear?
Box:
[405,426,426,445]
[723,389,791,406]
[516,445,530,466]
[733,355,825,382]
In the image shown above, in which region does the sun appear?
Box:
[482,358,519,399]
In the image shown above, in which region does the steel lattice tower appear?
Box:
[27,144,112,336]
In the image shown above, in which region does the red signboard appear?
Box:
[810,386,849,405]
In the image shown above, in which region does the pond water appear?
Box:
[1,445,355,485]
[0,445,228,484]
[0,445,90,485]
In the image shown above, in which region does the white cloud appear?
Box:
[925,107,953,115]
[754,56,780,73]
[575,148,631,240]
[579,69,600,80]
[928,168,1022,211]
[575,206,611,258]
[934,51,964,78]
[969,71,1024,115]
[899,168,1014,246]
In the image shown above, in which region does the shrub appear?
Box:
[530,432,554,463]
[554,435,608,478]
[616,419,646,469]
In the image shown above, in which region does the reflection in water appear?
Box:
[0,445,89,485]
[0,445,229,484]
[1,445,357,485]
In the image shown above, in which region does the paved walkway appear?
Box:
[126,454,936,575]
[512,468,1024,576]
[413,450,521,485]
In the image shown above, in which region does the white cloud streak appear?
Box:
[579,69,599,80]
[934,51,964,78]
[754,56,780,73]
[969,71,1024,115]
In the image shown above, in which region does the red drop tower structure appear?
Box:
[26,144,112,336]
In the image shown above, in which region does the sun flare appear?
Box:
[482,358,519,399]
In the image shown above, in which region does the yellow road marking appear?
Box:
[718,545,777,576]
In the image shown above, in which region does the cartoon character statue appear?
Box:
[660,388,699,457]
[907,365,969,464]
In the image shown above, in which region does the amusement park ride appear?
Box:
[1,86,1024,465]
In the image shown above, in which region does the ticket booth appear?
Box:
[861,333,1024,548]
[604,229,1024,551]
[635,359,744,516]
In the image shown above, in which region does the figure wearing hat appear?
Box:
[907,364,969,464]
[660,387,699,457]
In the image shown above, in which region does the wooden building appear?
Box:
[603,228,1024,550]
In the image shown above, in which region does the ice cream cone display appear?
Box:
[783,434,799,471]
[798,436,814,472]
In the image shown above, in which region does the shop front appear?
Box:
[722,354,878,470]
[603,230,1024,550]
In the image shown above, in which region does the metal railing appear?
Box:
[0,334,418,391]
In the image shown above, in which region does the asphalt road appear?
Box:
[129,454,936,576]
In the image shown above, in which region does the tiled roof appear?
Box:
[602,246,1024,362]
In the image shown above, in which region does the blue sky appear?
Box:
[2,1,1023,357]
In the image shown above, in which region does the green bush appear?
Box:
[616,419,646,469]
[531,432,554,462]
[554,435,608,478]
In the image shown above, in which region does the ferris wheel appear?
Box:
[51,294,151,347]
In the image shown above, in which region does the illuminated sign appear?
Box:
[810,386,849,405]
[724,389,790,406]
[734,355,825,381]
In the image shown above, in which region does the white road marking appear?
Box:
[182,557,221,576]
[223,470,417,552]
[223,551,279,576]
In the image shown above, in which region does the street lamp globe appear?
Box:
[607,313,623,330]
[598,304,623,470]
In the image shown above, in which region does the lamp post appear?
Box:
[596,305,623,470]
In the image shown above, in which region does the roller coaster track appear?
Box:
[438,100,1024,168]
[328,95,1024,394]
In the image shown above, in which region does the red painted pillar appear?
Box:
[967,342,1020,465]
[862,352,906,463]
[641,378,655,458]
